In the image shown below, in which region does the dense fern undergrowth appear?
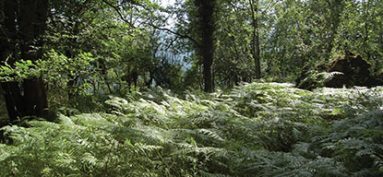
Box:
[0,83,382,177]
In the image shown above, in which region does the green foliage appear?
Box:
[2,1,383,175]
[0,83,382,176]
[203,0,383,84]
[0,60,38,82]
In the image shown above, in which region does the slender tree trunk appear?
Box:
[363,1,371,60]
[195,0,215,92]
[0,0,49,123]
[249,0,261,79]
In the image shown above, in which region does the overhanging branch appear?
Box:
[101,0,200,47]
[101,0,135,27]
[146,23,200,47]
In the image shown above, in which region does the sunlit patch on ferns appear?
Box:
[0,83,382,177]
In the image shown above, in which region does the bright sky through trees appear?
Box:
[159,0,176,7]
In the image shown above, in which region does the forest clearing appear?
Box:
[0,0,382,176]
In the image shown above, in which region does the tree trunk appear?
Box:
[0,0,21,123]
[0,0,49,123]
[195,0,215,93]
[249,0,261,79]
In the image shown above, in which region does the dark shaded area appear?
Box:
[195,0,216,93]
[328,54,371,86]
[0,0,49,123]
[297,52,383,90]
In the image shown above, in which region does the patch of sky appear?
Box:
[153,0,192,70]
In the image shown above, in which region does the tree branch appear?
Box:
[146,23,200,47]
[100,0,135,27]
[100,0,200,47]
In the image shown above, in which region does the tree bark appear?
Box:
[1,0,21,123]
[195,0,215,92]
[0,0,49,123]
[249,0,261,79]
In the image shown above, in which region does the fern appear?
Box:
[0,83,382,176]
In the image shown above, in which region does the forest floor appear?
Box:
[0,83,382,177]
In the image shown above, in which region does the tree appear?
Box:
[249,0,261,79]
[0,0,50,122]
[194,0,216,92]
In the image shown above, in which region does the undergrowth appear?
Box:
[0,83,382,177]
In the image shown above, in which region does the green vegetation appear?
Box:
[0,83,382,176]
[1,0,383,176]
